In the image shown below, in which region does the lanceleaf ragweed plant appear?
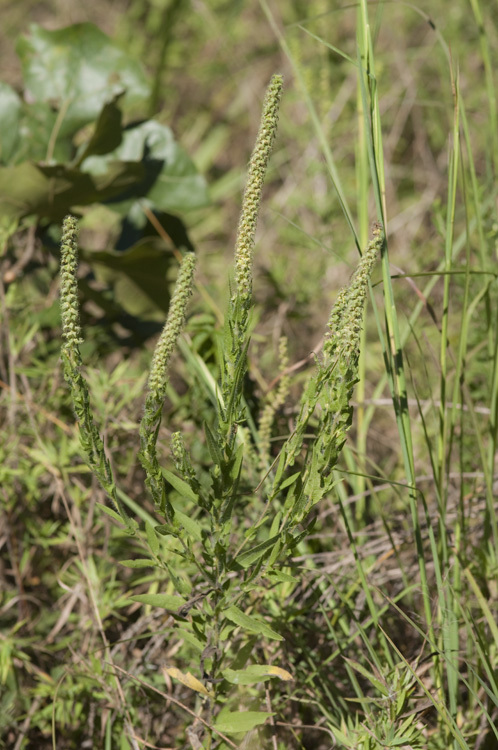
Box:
[60,74,384,746]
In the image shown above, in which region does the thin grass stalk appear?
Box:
[460,102,498,535]
[356,0,431,618]
[436,75,461,734]
[354,50,370,527]
[468,0,498,174]
[259,0,360,254]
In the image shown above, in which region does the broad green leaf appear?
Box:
[236,535,280,569]
[131,593,185,610]
[80,238,172,318]
[120,558,154,568]
[222,664,293,685]
[0,160,144,222]
[163,666,214,697]
[161,468,199,502]
[0,83,21,164]
[75,95,124,163]
[213,710,273,734]
[82,120,209,214]
[17,23,150,135]
[145,520,160,556]
[16,101,72,164]
[225,605,283,641]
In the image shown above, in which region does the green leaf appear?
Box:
[177,628,205,652]
[229,443,244,481]
[273,450,287,488]
[213,710,273,734]
[131,593,186,610]
[174,508,203,542]
[236,535,280,569]
[75,95,124,163]
[265,570,298,584]
[80,238,172,318]
[17,23,149,135]
[96,502,125,525]
[278,471,301,491]
[267,537,281,567]
[0,216,19,256]
[82,120,209,214]
[0,83,21,164]
[154,523,177,537]
[161,468,199,502]
[120,558,154,568]
[145,520,159,556]
[0,160,144,222]
[16,101,72,164]
[269,511,282,538]
[204,421,223,466]
[344,658,388,695]
[224,605,283,641]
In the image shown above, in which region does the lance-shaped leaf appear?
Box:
[213,710,274,734]
[225,605,283,641]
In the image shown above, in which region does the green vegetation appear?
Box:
[1,2,498,749]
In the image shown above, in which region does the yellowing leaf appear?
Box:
[163,666,214,697]
[264,665,293,681]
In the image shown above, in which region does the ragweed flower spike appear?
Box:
[140,252,197,512]
[146,252,196,406]
[324,222,384,363]
[233,74,283,310]
[60,215,83,368]
[59,215,136,533]
[282,223,383,474]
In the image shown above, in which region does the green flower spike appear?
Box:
[59,215,136,533]
[221,75,283,435]
[60,215,83,366]
[139,252,197,513]
[324,222,384,363]
[233,74,283,311]
[316,223,385,471]
[282,223,383,478]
